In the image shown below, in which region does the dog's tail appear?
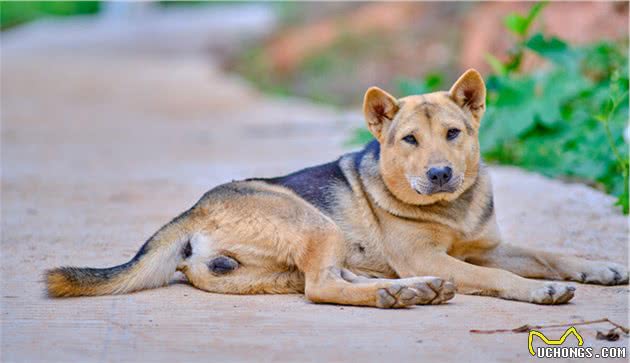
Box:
[46,209,197,297]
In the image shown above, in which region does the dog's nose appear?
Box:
[427,166,453,186]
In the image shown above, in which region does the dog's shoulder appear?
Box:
[247,158,351,214]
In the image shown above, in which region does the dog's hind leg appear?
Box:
[180,180,454,307]
[177,233,305,295]
[180,260,305,295]
[177,229,454,306]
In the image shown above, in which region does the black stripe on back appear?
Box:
[249,159,350,215]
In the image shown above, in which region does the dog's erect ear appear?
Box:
[449,69,486,126]
[363,87,399,141]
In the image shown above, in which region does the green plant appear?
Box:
[480,3,629,214]
[486,1,548,75]
[596,71,629,213]
[0,1,100,30]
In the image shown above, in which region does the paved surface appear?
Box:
[1,6,628,363]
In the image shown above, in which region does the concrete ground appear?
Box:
[1,6,628,363]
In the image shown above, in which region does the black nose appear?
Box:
[427,166,453,186]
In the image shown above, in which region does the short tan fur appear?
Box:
[47,69,628,308]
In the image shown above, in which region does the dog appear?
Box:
[46,69,628,308]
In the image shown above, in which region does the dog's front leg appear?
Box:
[389,247,575,304]
[466,243,628,286]
[299,225,455,308]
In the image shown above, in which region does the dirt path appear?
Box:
[1,7,627,363]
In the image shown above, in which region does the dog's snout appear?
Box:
[427,166,453,186]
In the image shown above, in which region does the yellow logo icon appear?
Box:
[528,326,584,356]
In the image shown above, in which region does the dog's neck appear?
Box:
[354,140,486,223]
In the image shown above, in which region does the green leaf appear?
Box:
[615,194,629,214]
[532,70,589,126]
[615,167,629,214]
[485,54,507,76]
[424,73,443,91]
[525,2,547,26]
[503,2,547,37]
[525,33,573,65]
[601,97,615,117]
[504,14,528,36]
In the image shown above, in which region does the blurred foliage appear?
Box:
[0,1,100,30]
[0,1,230,31]
[234,30,391,106]
[352,2,629,214]
[484,2,629,214]
[230,2,459,107]
[2,1,627,213]
[480,41,628,214]
[396,72,445,96]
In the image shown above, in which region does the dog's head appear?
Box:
[363,69,486,205]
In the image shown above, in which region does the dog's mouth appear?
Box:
[407,175,463,196]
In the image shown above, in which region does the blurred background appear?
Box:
[3,1,627,213]
[2,3,629,362]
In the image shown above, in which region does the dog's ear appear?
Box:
[449,69,486,126]
[363,87,399,141]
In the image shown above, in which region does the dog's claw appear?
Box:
[530,283,575,305]
[376,277,455,308]
[572,262,628,285]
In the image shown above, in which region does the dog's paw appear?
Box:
[530,282,575,305]
[376,277,455,308]
[573,262,628,286]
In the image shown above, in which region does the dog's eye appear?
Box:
[402,135,418,145]
[446,128,461,141]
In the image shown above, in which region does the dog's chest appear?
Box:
[339,225,398,278]
[336,188,498,277]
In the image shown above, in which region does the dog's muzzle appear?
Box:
[407,174,462,195]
